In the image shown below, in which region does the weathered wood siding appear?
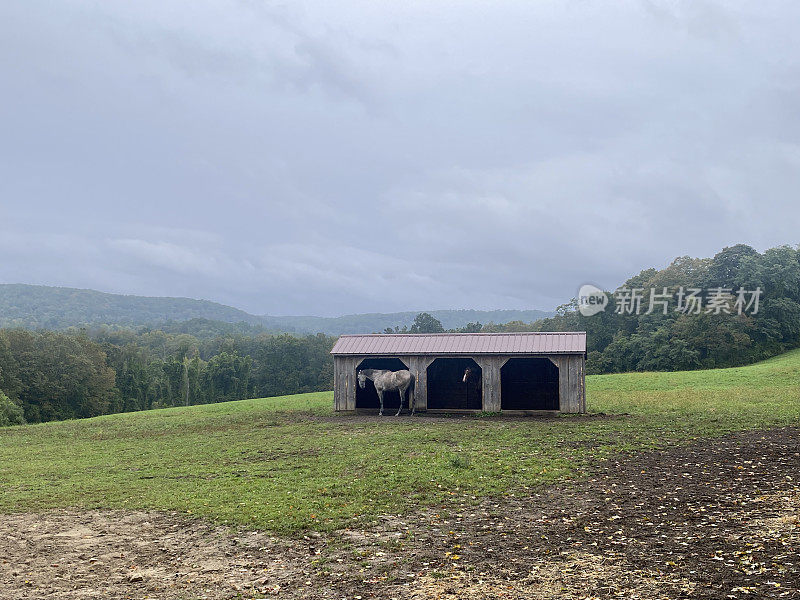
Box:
[333,355,358,411]
[547,354,585,413]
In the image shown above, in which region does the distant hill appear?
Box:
[0,284,552,334]
[0,284,260,330]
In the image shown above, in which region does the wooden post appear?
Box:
[407,355,434,411]
[474,356,502,412]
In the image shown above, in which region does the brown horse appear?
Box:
[357,369,416,416]
[463,367,482,406]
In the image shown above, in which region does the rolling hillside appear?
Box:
[0,284,259,329]
[0,284,552,334]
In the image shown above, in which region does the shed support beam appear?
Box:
[406,356,434,411]
[473,356,503,412]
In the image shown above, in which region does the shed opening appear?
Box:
[355,357,409,410]
[426,358,482,410]
[500,357,559,410]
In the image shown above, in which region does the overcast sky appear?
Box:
[1,1,799,316]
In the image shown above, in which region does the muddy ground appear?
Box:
[1,427,798,599]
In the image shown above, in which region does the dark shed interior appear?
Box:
[500,357,559,410]
[427,357,482,410]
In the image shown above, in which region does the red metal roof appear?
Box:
[330,332,586,355]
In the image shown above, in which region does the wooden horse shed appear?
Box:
[331,332,587,414]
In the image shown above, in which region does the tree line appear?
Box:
[483,244,800,374]
[0,329,335,425]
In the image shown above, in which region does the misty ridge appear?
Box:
[0,284,553,335]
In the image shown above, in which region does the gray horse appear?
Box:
[357,369,416,416]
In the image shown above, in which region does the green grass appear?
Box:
[1,350,799,533]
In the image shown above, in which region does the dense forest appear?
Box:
[488,244,800,374]
[0,329,334,425]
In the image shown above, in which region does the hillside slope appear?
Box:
[0,284,259,329]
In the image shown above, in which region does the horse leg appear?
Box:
[395,386,404,416]
[377,389,384,416]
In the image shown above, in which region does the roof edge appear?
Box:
[330,331,587,355]
[335,331,587,337]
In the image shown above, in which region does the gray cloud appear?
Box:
[2,1,799,316]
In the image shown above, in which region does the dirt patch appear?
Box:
[1,427,798,599]
[0,510,326,599]
[329,426,800,600]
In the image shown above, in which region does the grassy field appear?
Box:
[1,350,799,533]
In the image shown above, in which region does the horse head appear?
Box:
[463,368,471,383]
[357,370,367,389]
